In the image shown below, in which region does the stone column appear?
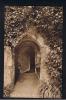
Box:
[40,46,50,84]
[4,46,15,97]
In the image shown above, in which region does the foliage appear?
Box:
[4,6,63,97]
[4,6,63,47]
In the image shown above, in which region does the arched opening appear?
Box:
[14,40,41,83]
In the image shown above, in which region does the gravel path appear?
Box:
[10,72,40,98]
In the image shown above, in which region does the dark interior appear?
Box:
[15,46,36,83]
[29,48,35,72]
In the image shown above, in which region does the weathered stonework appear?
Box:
[4,6,63,98]
[4,27,61,98]
[4,46,15,97]
[4,28,50,93]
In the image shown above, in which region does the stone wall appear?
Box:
[4,46,15,97]
[4,6,63,98]
[4,27,62,98]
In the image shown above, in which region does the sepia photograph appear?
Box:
[4,6,63,98]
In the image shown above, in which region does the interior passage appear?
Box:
[13,41,40,98]
[15,46,36,82]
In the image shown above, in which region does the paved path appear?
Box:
[10,72,40,98]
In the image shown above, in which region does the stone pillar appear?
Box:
[4,46,15,97]
[40,46,50,84]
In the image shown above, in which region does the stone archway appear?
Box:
[4,28,51,97]
[14,37,41,82]
[13,32,50,84]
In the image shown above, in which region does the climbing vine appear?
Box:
[4,6,63,98]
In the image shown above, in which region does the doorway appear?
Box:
[14,41,40,83]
